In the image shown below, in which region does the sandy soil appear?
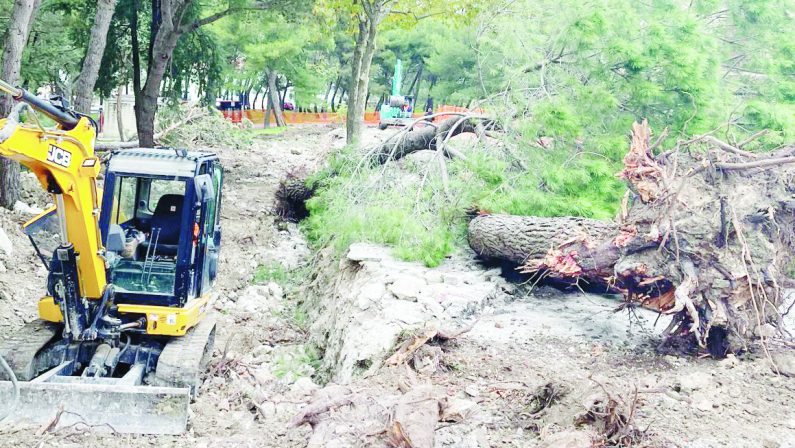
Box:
[0,124,793,448]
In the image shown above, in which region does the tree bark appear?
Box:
[0,0,41,209]
[345,19,366,139]
[267,69,286,127]
[130,0,143,131]
[115,85,126,141]
[468,215,618,266]
[73,0,117,114]
[346,11,382,145]
[265,85,273,127]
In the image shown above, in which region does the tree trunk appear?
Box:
[374,117,484,164]
[346,7,386,146]
[264,85,273,127]
[345,19,366,142]
[0,0,41,209]
[137,12,182,147]
[115,85,126,141]
[411,63,424,111]
[468,121,795,356]
[73,0,117,114]
[468,215,618,267]
[134,0,242,146]
[130,0,143,131]
[252,89,260,110]
[330,77,340,112]
[267,69,286,127]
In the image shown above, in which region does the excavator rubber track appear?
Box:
[0,320,59,381]
[150,317,217,396]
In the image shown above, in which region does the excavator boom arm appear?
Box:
[0,104,106,299]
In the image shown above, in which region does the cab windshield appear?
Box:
[107,175,187,295]
[23,208,61,268]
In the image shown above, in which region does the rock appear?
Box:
[13,201,43,215]
[382,300,429,327]
[258,401,277,418]
[424,270,444,284]
[694,399,714,412]
[464,385,480,397]
[755,323,777,338]
[718,353,739,368]
[291,376,320,396]
[357,283,387,304]
[235,285,274,313]
[0,261,5,273]
[328,128,346,140]
[540,429,596,448]
[267,282,284,300]
[677,371,712,393]
[413,345,443,375]
[0,227,12,256]
[441,398,477,422]
[417,295,444,317]
[252,367,275,386]
[347,243,389,262]
[388,276,425,301]
[770,351,795,377]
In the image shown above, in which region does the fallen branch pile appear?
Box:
[469,120,795,356]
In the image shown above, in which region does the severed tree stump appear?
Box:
[469,120,795,355]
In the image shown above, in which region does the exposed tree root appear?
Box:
[275,175,315,222]
[468,120,795,355]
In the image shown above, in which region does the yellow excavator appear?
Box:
[0,79,222,434]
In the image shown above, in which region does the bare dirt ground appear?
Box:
[0,124,794,447]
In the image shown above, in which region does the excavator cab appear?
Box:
[99,149,223,310]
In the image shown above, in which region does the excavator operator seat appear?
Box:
[140,193,184,257]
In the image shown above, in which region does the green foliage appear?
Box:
[302,133,626,266]
[272,345,321,380]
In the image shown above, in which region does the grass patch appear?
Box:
[273,345,321,381]
[243,126,288,137]
[253,262,292,285]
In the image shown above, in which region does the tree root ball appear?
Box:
[468,120,795,356]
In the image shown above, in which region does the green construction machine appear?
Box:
[378,59,415,130]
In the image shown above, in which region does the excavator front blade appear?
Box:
[0,379,190,434]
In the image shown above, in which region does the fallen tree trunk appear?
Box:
[469,120,795,355]
[374,116,488,164]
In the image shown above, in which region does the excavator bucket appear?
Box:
[0,380,190,434]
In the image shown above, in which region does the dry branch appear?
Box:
[95,108,209,151]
